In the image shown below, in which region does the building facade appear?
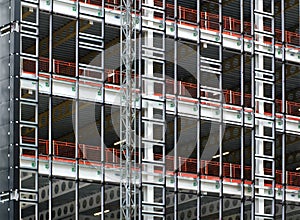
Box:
[0,0,300,219]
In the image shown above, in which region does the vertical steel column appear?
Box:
[101,103,105,220]
[240,0,246,219]
[280,0,286,219]
[173,0,178,219]
[120,0,137,219]
[218,1,224,219]
[196,1,202,219]
[75,0,80,219]
[48,0,54,218]
[138,0,143,218]
[251,0,276,219]
[100,1,105,220]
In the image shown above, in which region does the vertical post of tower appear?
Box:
[120,0,137,219]
[281,0,287,218]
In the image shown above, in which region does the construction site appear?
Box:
[0,0,300,219]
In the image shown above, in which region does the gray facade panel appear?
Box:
[0,20,11,192]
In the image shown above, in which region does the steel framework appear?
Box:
[1,0,300,219]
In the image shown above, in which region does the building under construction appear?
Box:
[0,0,300,219]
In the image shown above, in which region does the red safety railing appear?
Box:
[20,56,300,117]
[21,136,300,189]
[104,0,299,46]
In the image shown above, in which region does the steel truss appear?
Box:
[120,0,138,219]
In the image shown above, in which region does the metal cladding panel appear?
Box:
[0,0,10,26]
[0,5,11,193]
[0,1,11,219]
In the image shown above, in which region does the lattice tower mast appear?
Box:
[120,0,137,219]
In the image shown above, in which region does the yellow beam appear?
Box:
[275,0,299,16]
[22,100,90,136]
[223,54,250,74]
[202,0,236,11]
[49,23,92,57]
[22,11,32,21]
[276,65,300,84]
[26,20,75,55]
[59,107,120,141]
[80,35,120,64]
